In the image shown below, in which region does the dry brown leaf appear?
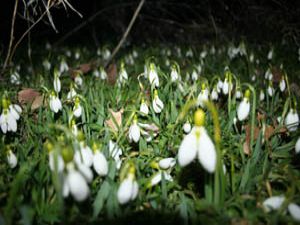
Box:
[106,63,117,85]
[78,63,92,74]
[271,67,283,83]
[18,88,43,110]
[105,108,123,132]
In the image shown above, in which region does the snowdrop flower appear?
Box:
[267,48,273,60]
[249,53,254,63]
[183,121,191,133]
[75,74,83,87]
[235,88,242,99]
[93,69,100,78]
[49,151,65,172]
[139,99,149,115]
[159,157,176,170]
[267,82,274,97]
[200,50,207,59]
[128,115,140,143]
[59,58,68,74]
[210,45,216,55]
[263,195,285,212]
[73,97,83,118]
[0,98,18,133]
[296,137,300,154]
[64,162,90,202]
[75,50,80,60]
[9,104,22,121]
[7,150,17,168]
[152,90,164,113]
[211,87,219,101]
[148,63,159,87]
[10,71,20,85]
[109,140,122,169]
[149,171,173,187]
[118,62,128,85]
[186,48,193,57]
[285,108,299,132]
[100,67,107,80]
[132,50,138,58]
[191,70,198,81]
[222,75,230,95]
[279,76,286,92]
[67,84,77,100]
[217,79,223,93]
[49,92,62,113]
[265,69,273,80]
[70,119,79,136]
[178,109,217,173]
[117,165,138,204]
[259,90,265,101]
[92,143,108,176]
[43,59,51,71]
[53,70,61,93]
[197,83,209,108]
[288,203,300,222]
[74,141,93,167]
[237,90,250,121]
[170,65,179,82]
[103,48,111,60]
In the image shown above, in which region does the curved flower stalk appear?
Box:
[152,90,164,113]
[128,115,140,143]
[92,143,108,176]
[0,97,22,133]
[49,91,62,113]
[237,89,251,121]
[178,109,217,173]
[117,163,139,204]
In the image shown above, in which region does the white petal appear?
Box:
[159,157,176,169]
[54,77,61,93]
[263,196,285,212]
[7,114,17,132]
[7,150,17,168]
[117,178,133,204]
[74,144,93,167]
[93,151,108,176]
[296,137,300,154]
[77,164,93,183]
[67,169,89,202]
[178,132,197,167]
[197,127,217,173]
[129,124,140,143]
[285,110,299,132]
[130,181,139,200]
[73,105,82,118]
[150,173,162,186]
[9,105,20,120]
[49,151,64,172]
[62,177,70,197]
[288,203,300,221]
[140,103,149,115]
[237,99,250,121]
[183,122,191,133]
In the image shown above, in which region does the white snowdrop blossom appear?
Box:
[64,162,90,202]
[92,145,108,176]
[265,69,273,80]
[222,78,230,95]
[75,74,83,87]
[191,70,198,81]
[237,90,250,121]
[53,71,61,93]
[0,99,21,133]
[139,99,149,115]
[267,83,274,97]
[67,84,77,100]
[170,65,179,82]
[100,67,107,80]
[59,58,69,74]
[148,63,159,87]
[73,97,83,118]
[159,157,176,170]
[118,63,128,85]
[183,121,191,133]
[103,49,111,60]
[10,71,20,85]
[211,87,219,101]
[197,84,209,108]
[178,110,217,173]
[217,79,223,93]
[285,109,299,132]
[260,90,265,101]
[267,48,273,60]
[49,92,62,113]
[43,59,51,71]
[128,115,140,143]
[235,89,242,99]
[152,90,164,113]
[279,77,286,92]
[296,137,300,154]
[7,150,18,168]
[263,195,285,212]
[49,151,64,172]
[117,167,138,204]
[288,203,300,222]
[74,142,93,167]
[186,48,193,57]
[75,50,80,60]
[109,140,122,169]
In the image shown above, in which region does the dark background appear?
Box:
[1,0,300,49]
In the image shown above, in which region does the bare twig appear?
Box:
[105,0,145,68]
[2,0,19,74]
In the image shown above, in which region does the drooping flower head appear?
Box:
[152,89,164,113]
[148,63,159,87]
[197,83,209,108]
[237,89,251,121]
[128,114,141,143]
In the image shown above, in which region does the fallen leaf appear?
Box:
[105,108,123,132]
[106,63,117,85]
[271,67,283,83]
[78,63,92,74]
[18,88,44,110]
